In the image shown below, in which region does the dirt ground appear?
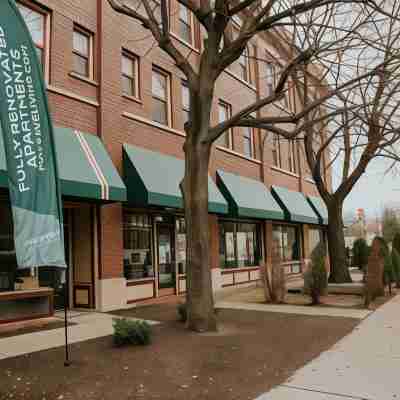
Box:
[0,304,359,400]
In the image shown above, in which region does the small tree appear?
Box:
[352,238,369,270]
[392,233,400,255]
[375,237,394,295]
[364,237,385,308]
[382,208,400,244]
[391,248,400,289]
[260,237,285,303]
[304,242,327,305]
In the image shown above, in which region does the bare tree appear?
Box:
[286,1,400,282]
[107,0,392,330]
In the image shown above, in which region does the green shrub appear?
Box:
[177,302,187,322]
[376,236,395,294]
[352,238,369,270]
[392,248,400,288]
[112,318,152,346]
[304,242,327,305]
[393,233,400,254]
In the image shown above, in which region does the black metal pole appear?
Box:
[64,282,70,367]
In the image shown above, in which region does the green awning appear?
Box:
[0,125,126,202]
[216,170,285,220]
[307,195,328,225]
[123,144,228,214]
[271,185,320,224]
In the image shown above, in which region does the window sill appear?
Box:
[47,85,99,107]
[169,31,200,54]
[221,266,260,273]
[216,146,262,164]
[125,277,155,285]
[281,260,302,266]
[224,69,257,92]
[122,94,143,105]
[122,112,186,137]
[69,71,99,87]
[270,166,299,178]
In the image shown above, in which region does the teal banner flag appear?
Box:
[0,0,66,268]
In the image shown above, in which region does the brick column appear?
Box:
[264,221,273,271]
[96,203,126,311]
[302,224,310,273]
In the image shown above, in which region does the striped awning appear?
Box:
[0,126,126,202]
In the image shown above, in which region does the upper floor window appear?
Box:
[288,140,297,174]
[181,80,190,125]
[178,4,193,44]
[266,62,276,96]
[243,127,255,158]
[239,46,250,82]
[122,51,139,98]
[216,101,233,149]
[152,67,170,126]
[17,2,47,70]
[272,133,282,168]
[73,26,93,78]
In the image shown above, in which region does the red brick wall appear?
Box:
[20,0,330,280]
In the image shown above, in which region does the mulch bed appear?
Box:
[0,304,359,400]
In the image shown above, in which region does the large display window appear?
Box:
[219,221,262,268]
[123,213,154,280]
[272,224,302,274]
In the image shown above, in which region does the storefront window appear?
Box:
[219,221,261,268]
[176,218,186,275]
[309,227,325,255]
[0,203,68,294]
[0,204,17,291]
[123,213,154,280]
[272,225,301,262]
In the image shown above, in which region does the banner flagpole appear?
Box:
[64,281,70,367]
[0,0,68,367]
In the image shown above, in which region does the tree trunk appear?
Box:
[327,201,352,283]
[183,139,217,332]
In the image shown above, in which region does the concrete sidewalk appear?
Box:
[256,294,400,400]
[216,300,371,319]
[0,311,157,360]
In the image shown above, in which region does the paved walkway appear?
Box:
[255,294,400,400]
[0,311,157,360]
[216,300,371,319]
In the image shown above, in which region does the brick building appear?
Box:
[0,0,330,322]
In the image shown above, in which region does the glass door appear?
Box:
[157,224,176,296]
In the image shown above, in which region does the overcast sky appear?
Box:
[335,157,400,220]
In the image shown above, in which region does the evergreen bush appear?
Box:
[352,238,369,270]
[113,318,152,346]
[304,242,327,305]
[393,233,400,254]
[392,248,400,288]
[376,237,395,294]
[177,302,187,322]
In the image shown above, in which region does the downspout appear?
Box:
[96,0,104,287]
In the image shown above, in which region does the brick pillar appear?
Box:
[96,203,126,311]
[264,221,273,271]
[302,224,310,273]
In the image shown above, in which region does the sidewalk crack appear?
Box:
[281,385,373,400]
